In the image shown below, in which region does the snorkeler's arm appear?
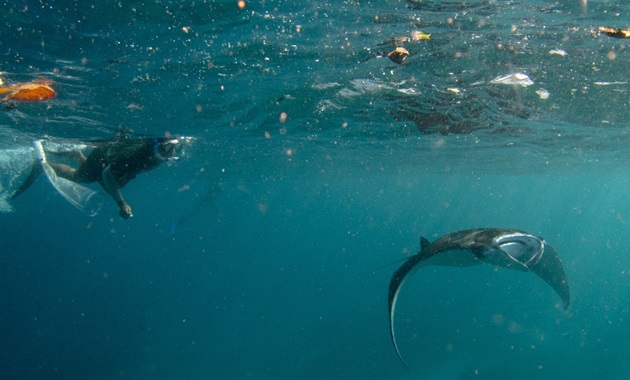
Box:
[101,165,133,219]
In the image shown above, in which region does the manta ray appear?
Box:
[388,228,570,369]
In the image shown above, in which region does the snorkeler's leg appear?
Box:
[12,143,77,199]
[75,151,87,164]
[49,149,87,164]
[47,162,78,180]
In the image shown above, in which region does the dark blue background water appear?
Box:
[1,1,629,379]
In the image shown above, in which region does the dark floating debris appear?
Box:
[388,47,409,64]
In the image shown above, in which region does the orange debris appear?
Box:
[0,79,57,103]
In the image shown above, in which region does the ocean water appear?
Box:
[1,0,629,379]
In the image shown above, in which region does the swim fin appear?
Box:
[32,140,103,216]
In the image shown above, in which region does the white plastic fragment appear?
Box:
[549,49,567,56]
[490,73,534,87]
[312,82,341,90]
[594,81,627,86]
[536,89,550,99]
[397,88,418,95]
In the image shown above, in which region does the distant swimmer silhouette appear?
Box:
[388,228,570,369]
[13,137,184,219]
[169,183,222,235]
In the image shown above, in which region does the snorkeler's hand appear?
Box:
[118,202,133,219]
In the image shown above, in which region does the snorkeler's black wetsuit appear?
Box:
[75,139,162,187]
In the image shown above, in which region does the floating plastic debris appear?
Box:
[397,88,417,95]
[388,47,409,64]
[312,82,341,90]
[593,81,627,86]
[598,26,630,39]
[348,79,388,93]
[490,73,534,87]
[411,31,431,40]
[549,49,567,56]
[338,88,361,98]
[536,89,550,99]
[0,78,57,103]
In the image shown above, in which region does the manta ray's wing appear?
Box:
[387,236,474,369]
[387,238,438,370]
[529,242,570,309]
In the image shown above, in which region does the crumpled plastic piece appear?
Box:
[490,73,534,87]
[536,89,550,99]
[388,47,409,64]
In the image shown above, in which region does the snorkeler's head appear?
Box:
[154,137,183,160]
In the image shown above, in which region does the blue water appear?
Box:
[1,0,629,379]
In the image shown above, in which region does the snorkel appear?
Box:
[153,137,184,161]
[151,137,159,157]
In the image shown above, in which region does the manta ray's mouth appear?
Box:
[496,233,544,268]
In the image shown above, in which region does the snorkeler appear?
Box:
[13,137,182,219]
